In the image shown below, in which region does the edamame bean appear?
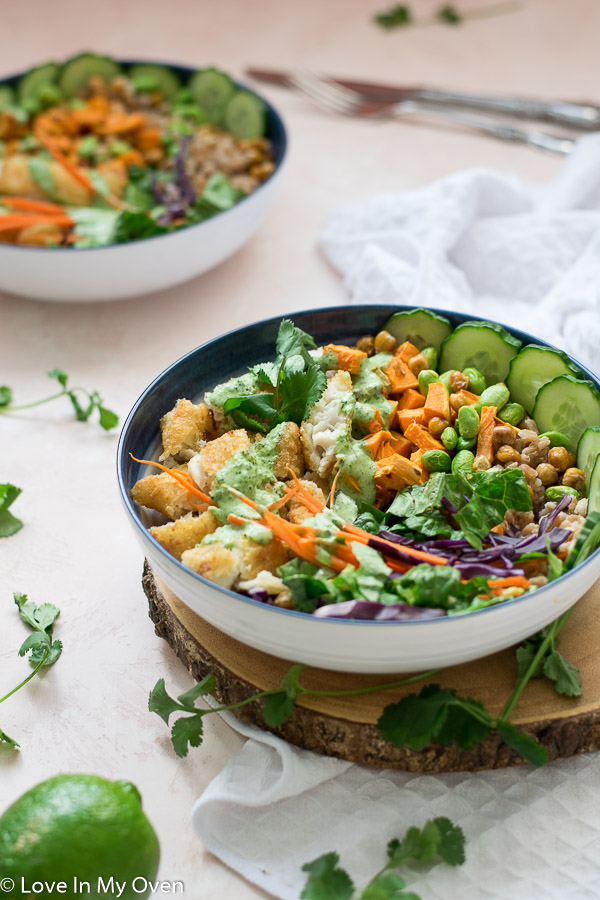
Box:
[441,426,458,450]
[497,402,525,426]
[451,449,475,476]
[421,346,438,371]
[439,370,454,391]
[463,367,486,395]
[456,435,476,451]
[540,431,572,449]
[421,449,452,473]
[546,485,580,502]
[418,369,439,396]
[475,382,510,412]
[457,405,480,440]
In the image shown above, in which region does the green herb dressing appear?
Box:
[336,434,377,505]
[209,422,287,529]
[207,372,259,409]
[352,353,396,428]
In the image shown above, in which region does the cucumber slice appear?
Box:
[506,344,582,414]
[383,308,452,353]
[188,68,235,125]
[577,426,600,485]
[564,511,600,570]
[439,321,521,385]
[588,458,600,515]
[532,376,600,453]
[0,85,14,110]
[18,62,60,103]
[224,90,266,138]
[128,64,180,99]
[59,54,121,97]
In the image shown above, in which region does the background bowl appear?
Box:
[118,305,600,673]
[0,61,287,302]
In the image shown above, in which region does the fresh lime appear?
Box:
[0,774,160,899]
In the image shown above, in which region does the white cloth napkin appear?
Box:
[193,139,600,900]
[319,133,600,374]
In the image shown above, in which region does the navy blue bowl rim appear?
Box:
[117,303,600,627]
[0,58,287,254]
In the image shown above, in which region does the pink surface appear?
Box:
[1,0,597,896]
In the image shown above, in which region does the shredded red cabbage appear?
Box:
[314,600,446,620]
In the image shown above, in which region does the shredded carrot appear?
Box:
[487,576,530,590]
[0,214,74,232]
[34,125,96,195]
[129,454,215,507]
[1,196,66,215]
[344,474,362,493]
[329,470,340,508]
[228,513,249,526]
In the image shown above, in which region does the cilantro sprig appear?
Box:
[301,817,465,900]
[0,369,118,430]
[0,483,23,538]
[149,665,439,758]
[374,1,519,30]
[1,593,63,749]
[223,320,327,433]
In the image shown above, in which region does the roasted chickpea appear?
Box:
[449,391,471,412]
[562,467,585,491]
[408,353,429,375]
[566,451,577,468]
[356,335,375,355]
[536,463,558,486]
[448,370,469,392]
[496,445,521,464]
[374,330,397,353]
[548,446,569,471]
[428,416,450,437]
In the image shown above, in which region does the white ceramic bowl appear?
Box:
[0,62,287,302]
[118,305,600,673]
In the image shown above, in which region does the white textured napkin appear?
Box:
[193,139,600,899]
[319,133,600,374]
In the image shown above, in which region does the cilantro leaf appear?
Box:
[177,673,216,707]
[170,714,204,758]
[262,691,296,727]
[433,817,466,866]
[373,4,412,29]
[14,594,59,632]
[0,727,19,748]
[377,684,455,751]
[98,405,119,431]
[18,631,51,659]
[437,4,462,24]
[0,483,23,538]
[301,852,354,900]
[360,872,414,900]
[543,650,582,697]
[496,722,548,767]
[276,319,317,358]
[0,385,12,407]
[149,678,185,724]
[277,363,327,424]
[47,368,68,388]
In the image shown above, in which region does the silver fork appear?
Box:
[289,70,575,156]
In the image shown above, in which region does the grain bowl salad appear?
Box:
[0,54,274,247]
[131,310,600,620]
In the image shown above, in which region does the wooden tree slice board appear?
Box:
[143,561,600,772]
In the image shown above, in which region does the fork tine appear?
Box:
[289,70,356,116]
[297,69,360,106]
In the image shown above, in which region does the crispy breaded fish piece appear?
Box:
[182,534,288,588]
[131,464,195,520]
[159,399,215,462]
[188,429,251,493]
[150,510,218,559]
[301,371,354,477]
[286,479,326,524]
[273,421,305,480]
